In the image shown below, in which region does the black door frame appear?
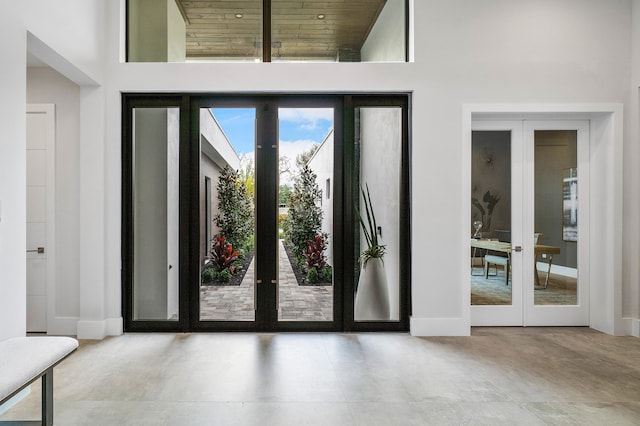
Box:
[122,93,411,332]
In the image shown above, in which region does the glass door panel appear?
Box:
[524,121,589,326]
[352,107,402,322]
[471,131,513,306]
[534,130,578,306]
[277,108,334,322]
[470,121,524,326]
[132,107,180,321]
[199,107,256,321]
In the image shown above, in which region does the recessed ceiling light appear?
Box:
[235,13,243,19]
[317,14,325,20]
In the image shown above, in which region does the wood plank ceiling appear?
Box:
[179,0,387,60]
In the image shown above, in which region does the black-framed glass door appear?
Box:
[122,93,410,332]
[192,96,343,331]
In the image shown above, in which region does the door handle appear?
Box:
[27,247,45,254]
[512,246,522,252]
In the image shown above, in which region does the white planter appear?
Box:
[354,258,390,321]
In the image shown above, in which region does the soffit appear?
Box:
[178,0,386,60]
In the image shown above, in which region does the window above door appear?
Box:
[127,0,409,63]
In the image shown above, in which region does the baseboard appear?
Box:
[76,317,123,340]
[106,317,123,336]
[410,316,470,336]
[623,317,640,337]
[48,316,79,336]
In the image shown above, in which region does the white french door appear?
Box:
[471,119,589,326]
[523,121,589,326]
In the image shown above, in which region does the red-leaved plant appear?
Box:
[304,234,327,271]
[208,235,239,273]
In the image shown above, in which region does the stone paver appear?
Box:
[200,240,333,322]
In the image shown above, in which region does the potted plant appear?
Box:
[354,184,390,320]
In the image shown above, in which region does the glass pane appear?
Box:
[272,0,405,62]
[278,108,334,321]
[128,0,263,62]
[353,107,401,321]
[470,131,513,306]
[132,108,180,320]
[534,131,578,305]
[199,108,256,321]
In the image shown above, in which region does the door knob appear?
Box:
[27,247,45,254]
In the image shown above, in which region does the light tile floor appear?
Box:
[200,241,333,322]
[2,328,640,425]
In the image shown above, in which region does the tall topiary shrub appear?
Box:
[285,164,323,259]
[214,165,254,251]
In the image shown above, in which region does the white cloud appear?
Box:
[279,108,333,130]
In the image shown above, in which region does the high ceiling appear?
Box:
[178,0,387,60]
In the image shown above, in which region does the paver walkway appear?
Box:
[200,240,333,322]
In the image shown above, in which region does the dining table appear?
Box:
[471,239,561,288]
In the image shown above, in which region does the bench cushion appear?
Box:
[0,336,78,403]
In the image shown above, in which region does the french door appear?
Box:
[122,94,410,332]
[470,119,589,326]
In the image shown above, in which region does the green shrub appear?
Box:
[214,166,254,250]
[201,267,215,283]
[286,164,323,259]
[306,267,320,283]
[217,269,232,282]
[322,266,332,283]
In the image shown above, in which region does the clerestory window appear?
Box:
[127,0,408,63]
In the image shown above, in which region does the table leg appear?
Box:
[544,255,553,289]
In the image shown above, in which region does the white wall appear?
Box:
[1,0,637,339]
[628,0,640,336]
[27,67,81,332]
[0,1,105,341]
[361,0,406,62]
[102,0,633,336]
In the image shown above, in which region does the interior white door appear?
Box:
[26,104,55,333]
[470,120,524,326]
[523,120,589,326]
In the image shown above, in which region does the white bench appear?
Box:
[0,337,78,426]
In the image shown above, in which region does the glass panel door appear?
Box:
[199,107,256,322]
[470,121,524,326]
[131,107,181,322]
[351,106,402,323]
[277,107,334,322]
[524,121,589,326]
[192,98,341,330]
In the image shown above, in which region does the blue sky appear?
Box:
[211,108,333,156]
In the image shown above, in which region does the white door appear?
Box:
[26,104,55,333]
[523,121,589,326]
[470,119,590,327]
[470,120,525,326]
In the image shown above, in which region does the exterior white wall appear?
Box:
[307,130,334,265]
[26,67,81,333]
[128,0,186,62]
[1,0,638,339]
[361,0,406,62]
